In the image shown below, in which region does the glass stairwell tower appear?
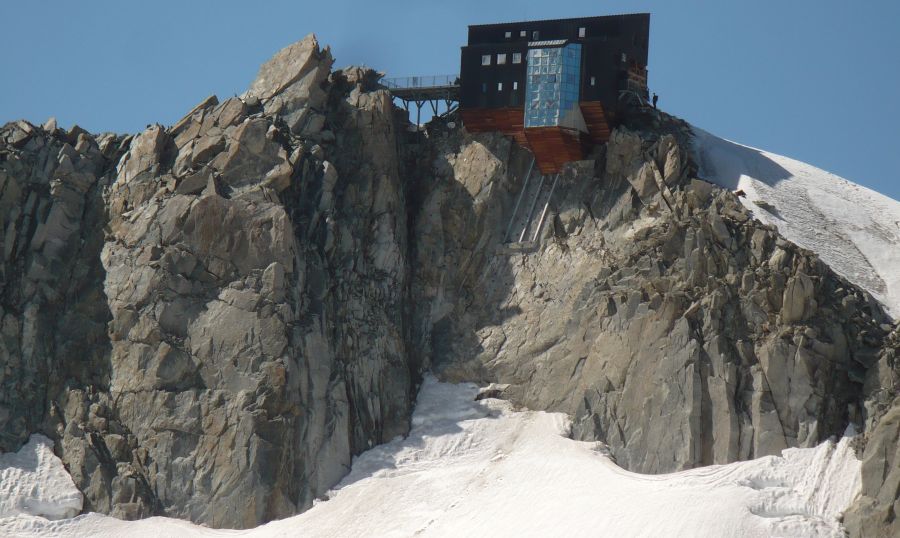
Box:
[525,42,587,132]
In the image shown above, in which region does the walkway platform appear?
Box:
[383,75,459,101]
[383,75,460,124]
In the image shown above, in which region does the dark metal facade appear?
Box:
[459,14,650,111]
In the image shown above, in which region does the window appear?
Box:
[482,83,487,93]
[621,53,627,63]
[497,53,507,65]
[590,76,596,86]
[482,54,491,66]
[513,81,519,90]
[497,82,503,91]
[578,27,586,38]
[520,30,527,37]
[505,31,512,38]
[512,52,522,64]
[532,30,540,40]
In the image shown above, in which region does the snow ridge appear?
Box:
[692,126,900,317]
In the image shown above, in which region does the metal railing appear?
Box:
[618,89,651,108]
[382,75,459,90]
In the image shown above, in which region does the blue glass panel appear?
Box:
[525,43,582,128]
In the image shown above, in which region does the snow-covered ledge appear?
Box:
[0,435,83,520]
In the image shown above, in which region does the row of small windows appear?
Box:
[481,81,520,93]
[481,52,523,66]
[505,30,537,40]
[480,76,598,93]
[500,27,587,39]
[484,53,624,65]
[482,50,622,68]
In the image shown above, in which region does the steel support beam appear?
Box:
[503,157,535,243]
[532,173,560,242]
[518,174,546,243]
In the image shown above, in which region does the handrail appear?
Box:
[618,89,650,107]
[382,74,460,90]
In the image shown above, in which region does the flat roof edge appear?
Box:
[467,13,650,30]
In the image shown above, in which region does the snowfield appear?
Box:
[0,435,82,521]
[1,377,861,537]
[693,127,900,318]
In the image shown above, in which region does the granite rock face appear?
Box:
[0,120,126,454]
[1,35,414,528]
[844,327,900,537]
[409,118,894,474]
[845,399,900,537]
[1,34,898,535]
[406,117,897,537]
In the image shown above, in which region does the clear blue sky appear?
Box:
[3,0,898,199]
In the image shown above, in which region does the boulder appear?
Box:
[209,118,288,190]
[116,124,171,184]
[781,272,815,323]
[247,34,333,134]
[43,117,58,132]
[627,162,659,201]
[248,34,326,101]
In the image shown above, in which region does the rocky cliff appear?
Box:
[1,36,416,528]
[406,114,898,537]
[1,34,897,535]
[411,119,892,467]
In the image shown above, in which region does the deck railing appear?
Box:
[382,75,459,90]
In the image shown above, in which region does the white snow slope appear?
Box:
[1,377,861,538]
[0,435,82,521]
[692,126,900,318]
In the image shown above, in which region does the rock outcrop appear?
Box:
[1,34,897,535]
[404,115,897,537]
[844,327,900,537]
[1,35,415,528]
[409,119,892,475]
[1,120,126,456]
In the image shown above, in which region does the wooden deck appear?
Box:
[523,127,587,174]
[460,107,528,147]
[579,101,612,145]
[462,103,611,173]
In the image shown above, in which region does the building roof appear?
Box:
[467,13,649,29]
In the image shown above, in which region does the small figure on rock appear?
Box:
[652,93,658,109]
